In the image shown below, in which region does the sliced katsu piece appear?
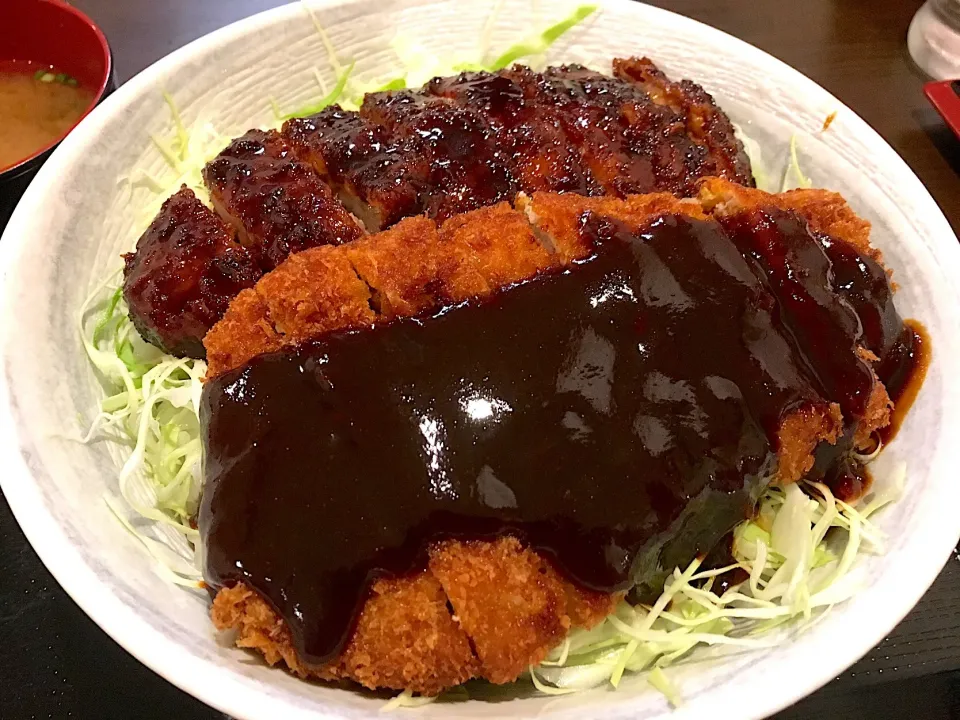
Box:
[613,58,752,185]
[281,58,753,233]
[718,208,878,422]
[698,179,902,430]
[122,187,261,358]
[126,60,753,359]
[201,191,877,694]
[525,183,899,477]
[420,67,604,197]
[489,63,732,197]
[284,96,517,230]
[282,108,422,232]
[698,178,902,367]
[202,129,364,270]
[357,90,517,223]
[697,178,913,496]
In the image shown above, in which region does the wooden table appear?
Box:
[2,1,959,718]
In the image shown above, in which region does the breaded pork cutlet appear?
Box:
[125,60,752,358]
[122,187,261,357]
[202,129,364,270]
[281,58,753,232]
[213,537,616,694]
[123,132,367,358]
[698,178,894,446]
[204,190,879,694]
[612,58,751,184]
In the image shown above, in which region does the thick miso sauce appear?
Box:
[878,321,930,444]
[0,61,94,170]
[201,212,922,666]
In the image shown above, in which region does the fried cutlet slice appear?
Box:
[283,108,418,232]
[698,177,893,444]
[252,245,375,343]
[211,537,613,694]
[211,573,479,695]
[428,537,617,684]
[421,69,598,199]
[359,90,517,224]
[122,187,262,358]
[497,65,646,196]
[205,191,854,695]
[333,573,480,693]
[434,202,557,298]
[203,288,283,377]
[522,191,842,482]
[517,190,707,262]
[342,216,445,317]
[342,203,556,317]
[203,129,364,270]
[204,245,375,376]
[698,177,875,260]
[490,64,676,196]
[613,58,754,187]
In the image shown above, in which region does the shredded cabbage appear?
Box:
[781,134,813,191]
[488,4,598,71]
[528,473,903,703]
[278,62,355,121]
[80,0,906,707]
[81,279,205,587]
[380,690,437,711]
[733,123,774,192]
[278,3,599,117]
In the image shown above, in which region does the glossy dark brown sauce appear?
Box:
[200,211,925,666]
[284,62,753,230]
[719,209,926,501]
[878,321,930,444]
[720,209,874,420]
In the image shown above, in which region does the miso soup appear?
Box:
[0,61,95,170]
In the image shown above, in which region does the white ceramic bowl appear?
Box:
[2,1,959,718]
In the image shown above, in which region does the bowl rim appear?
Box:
[1,1,959,719]
[0,0,114,178]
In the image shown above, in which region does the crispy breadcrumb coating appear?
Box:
[211,537,613,695]
[697,177,876,261]
[699,177,893,449]
[206,183,895,693]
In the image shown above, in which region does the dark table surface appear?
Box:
[2,0,960,718]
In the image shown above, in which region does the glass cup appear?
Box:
[908,0,960,79]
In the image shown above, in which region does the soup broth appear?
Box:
[0,61,94,170]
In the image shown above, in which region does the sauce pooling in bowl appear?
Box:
[0,61,95,170]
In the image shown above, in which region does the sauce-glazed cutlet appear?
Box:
[122,187,261,358]
[122,131,366,358]
[202,129,364,270]
[125,60,751,358]
[697,178,898,453]
[280,108,419,232]
[612,58,752,184]
[282,58,753,231]
[206,203,619,694]
[202,190,896,695]
[283,91,517,230]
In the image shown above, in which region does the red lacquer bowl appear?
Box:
[0,0,115,223]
